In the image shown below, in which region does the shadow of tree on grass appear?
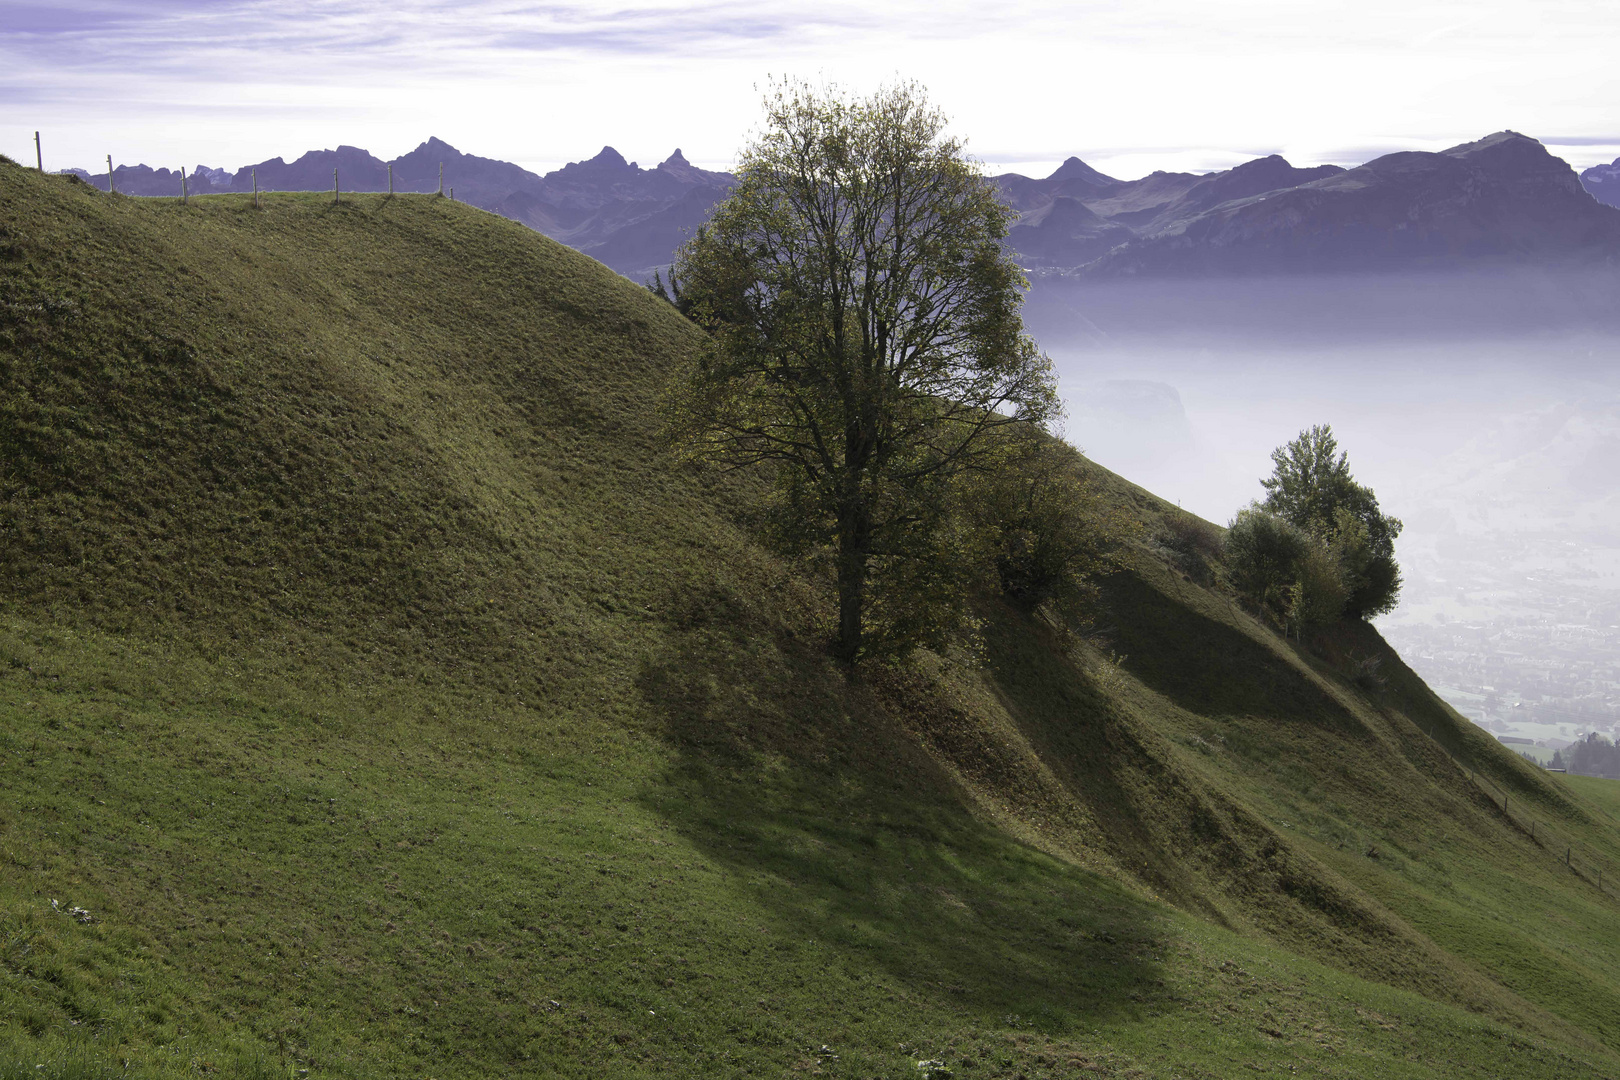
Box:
[1100,571,1366,736]
[633,577,1169,1036]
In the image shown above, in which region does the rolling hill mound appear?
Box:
[7,162,1620,1079]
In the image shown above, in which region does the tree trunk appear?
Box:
[834,498,871,666]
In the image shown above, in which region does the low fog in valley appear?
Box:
[1030,270,1620,760]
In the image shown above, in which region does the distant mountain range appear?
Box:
[1004,133,1620,275]
[1582,156,1620,209]
[71,137,733,281]
[68,133,1620,280]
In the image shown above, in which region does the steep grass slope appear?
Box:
[5,162,1620,1079]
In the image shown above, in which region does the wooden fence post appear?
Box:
[438,162,443,196]
[34,131,42,171]
[388,162,393,196]
[181,166,188,204]
[107,155,115,195]
[334,168,339,205]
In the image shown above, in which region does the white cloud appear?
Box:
[3,0,1617,175]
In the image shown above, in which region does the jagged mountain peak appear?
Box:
[588,145,631,168]
[1047,155,1120,186]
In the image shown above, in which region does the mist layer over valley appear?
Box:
[1028,269,1620,755]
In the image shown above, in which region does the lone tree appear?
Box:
[668,80,1058,664]
[1259,424,1402,619]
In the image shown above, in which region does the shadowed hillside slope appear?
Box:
[6,163,1620,1079]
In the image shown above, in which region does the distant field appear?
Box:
[1508,743,1556,765]
[1561,773,1620,817]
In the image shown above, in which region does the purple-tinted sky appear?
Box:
[3,0,1618,178]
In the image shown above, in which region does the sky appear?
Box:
[2,0,1618,181]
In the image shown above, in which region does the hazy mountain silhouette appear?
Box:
[1583,156,1620,209]
[1004,196,1135,267]
[384,136,542,201]
[64,131,1618,281]
[995,155,1125,211]
[227,145,390,192]
[1036,132,1620,276]
[68,138,734,280]
[65,162,218,195]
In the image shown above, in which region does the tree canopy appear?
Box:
[1260,424,1355,534]
[1256,425,1403,620]
[666,80,1059,664]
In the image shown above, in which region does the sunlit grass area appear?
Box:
[5,163,1620,1077]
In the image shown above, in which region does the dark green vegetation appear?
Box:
[1552,735,1620,778]
[1225,426,1403,635]
[5,163,1620,1078]
[669,80,1058,664]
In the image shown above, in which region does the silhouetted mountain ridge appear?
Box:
[1006,132,1620,274]
[71,137,735,278]
[63,131,1619,280]
[1583,156,1620,209]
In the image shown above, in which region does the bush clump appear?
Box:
[1154,509,1224,583]
[1225,424,1403,629]
[1225,508,1307,614]
[960,436,1130,631]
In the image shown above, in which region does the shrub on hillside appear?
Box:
[1224,507,1309,614]
[959,437,1129,629]
[1347,653,1386,691]
[1155,510,1223,583]
[1224,426,1403,629]
[1287,537,1350,629]
[647,267,695,317]
[1261,425,1402,619]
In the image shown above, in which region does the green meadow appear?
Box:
[5,163,1620,1078]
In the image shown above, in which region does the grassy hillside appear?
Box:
[5,161,1620,1079]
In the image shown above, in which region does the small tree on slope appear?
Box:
[1260,424,1403,620]
[666,79,1059,664]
